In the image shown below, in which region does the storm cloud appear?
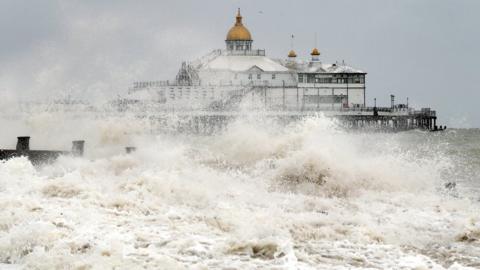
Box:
[0,0,478,126]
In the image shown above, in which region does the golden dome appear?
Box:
[311,48,320,56]
[288,50,297,58]
[226,9,252,41]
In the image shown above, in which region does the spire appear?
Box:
[288,34,297,58]
[310,33,320,61]
[235,8,242,26]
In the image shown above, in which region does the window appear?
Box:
[305,95,343,104]
[272,74,276,80]
[257,74,261,80]
[298,74,304,83]
[315,77,332,84]
[248,74,252,80]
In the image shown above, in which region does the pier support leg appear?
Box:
[72,140,85,157]
[16,136,30,153]
[126,147,136,154]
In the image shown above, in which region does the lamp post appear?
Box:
[374,98,376,108]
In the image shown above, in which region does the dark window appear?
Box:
[257,74,261,80]
[304,95,343,104]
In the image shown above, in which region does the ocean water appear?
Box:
[0,113,479,269]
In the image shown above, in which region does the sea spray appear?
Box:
[0,113,479,269]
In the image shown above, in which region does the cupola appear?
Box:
[311,48,320,61]
[225,9,253,51]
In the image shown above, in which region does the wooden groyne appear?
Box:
[0,137,139,165]
[0,137,85,165]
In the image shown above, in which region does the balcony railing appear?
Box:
[223,49,266,56]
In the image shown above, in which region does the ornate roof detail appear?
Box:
[226,9,252,41]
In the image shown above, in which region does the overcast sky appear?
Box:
[0,0,479,127]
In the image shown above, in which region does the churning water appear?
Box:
[0,113,479,269]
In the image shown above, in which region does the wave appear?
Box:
[0,113,478,269]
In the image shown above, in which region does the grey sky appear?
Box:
[0,0,479,127]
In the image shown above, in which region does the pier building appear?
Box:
[128,9,366,111]
[120,9,438,132]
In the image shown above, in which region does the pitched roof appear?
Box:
[202,55,289,72]
[277,59,365,74]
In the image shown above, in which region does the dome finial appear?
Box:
[236,8,242,25]
[288,34,297,58]
[310,33,320,60]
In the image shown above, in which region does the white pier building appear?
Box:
[127,9,367,111]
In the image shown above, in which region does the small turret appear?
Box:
[288,50,297,58]
[287,34,297,61]
[311,48,320,61]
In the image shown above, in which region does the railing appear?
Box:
[132,81,171,89]
[414,108,436,117]
[223,49,266,56]
[131,80,302,90]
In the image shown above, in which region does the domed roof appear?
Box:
[226,9,252,41]
[311,48,320,56]
[288,50,297,58]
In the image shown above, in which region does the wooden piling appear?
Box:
[16,136,30,153]
[72,140,85,157]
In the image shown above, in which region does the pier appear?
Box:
[135,105,441,134]
[121,81,444,134]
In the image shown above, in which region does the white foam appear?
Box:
[0,113,478,269]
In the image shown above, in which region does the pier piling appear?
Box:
[126,147,136,154]
[16,136,30,153]
[72,140,85,157]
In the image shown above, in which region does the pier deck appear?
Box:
[135,106,440,133]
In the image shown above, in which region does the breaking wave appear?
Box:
[0,113,479,269]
